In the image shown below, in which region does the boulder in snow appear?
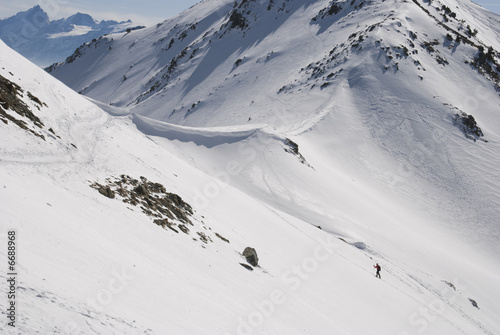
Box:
[243,247,259,266]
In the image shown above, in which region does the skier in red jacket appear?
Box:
[374,263,381,278]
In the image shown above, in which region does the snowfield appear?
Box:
[2,0,500,333]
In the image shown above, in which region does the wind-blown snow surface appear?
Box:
[1,1,500,335]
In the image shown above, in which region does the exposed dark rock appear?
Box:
[197,231,212,244]
[98,185,115,199]
[285,138,299,155]
[91,175,194,225]
[471,46,500,90]
[453,112,486,142]
[154,218,179,233]
[134,184,149,196]
[178,224,190,234]
[0,74,47,139]
[469,298,479,309]
[442,280,456,291]
[149,182,166,193]
[215,233,230,243]
[243,247,259,266]
[90,175,232,247]
[228,10,248,30]
[27,91,46,108]
[312,1,343,21]
[284,138,313,168]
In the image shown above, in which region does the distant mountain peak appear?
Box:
[23,4,45,14]
[65,12,98,26]
[0,6,140,67]
[8,5,50,26]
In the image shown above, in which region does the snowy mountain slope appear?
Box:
[2,0,500,334]
[0,5,141,67]
[2,37,500,334]
[48,0,500,125]
[48,0,500,256]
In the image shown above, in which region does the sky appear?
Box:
[0,0,500,26]
[473,0,500,14]
[0,0,201,26]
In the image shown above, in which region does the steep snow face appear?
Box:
[0,5,139,67]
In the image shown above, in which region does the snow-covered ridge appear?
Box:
[133,114,277,148]
[48,0,500,127]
